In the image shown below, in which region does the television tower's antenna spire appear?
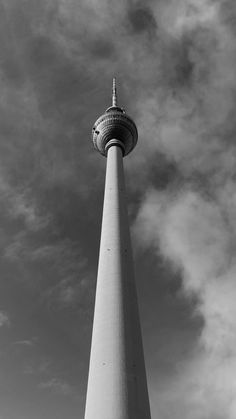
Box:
[112,77,117,107]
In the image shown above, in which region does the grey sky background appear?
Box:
[0,0,236,418]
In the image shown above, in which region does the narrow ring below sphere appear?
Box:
[92,108,138,157]
[105,139,125,155]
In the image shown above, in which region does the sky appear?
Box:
[0,0,236,418]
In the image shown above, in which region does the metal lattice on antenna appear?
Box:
[112,78,117,107]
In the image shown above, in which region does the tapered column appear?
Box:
[84,144,151,419]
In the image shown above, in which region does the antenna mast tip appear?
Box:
[112,77,117,107]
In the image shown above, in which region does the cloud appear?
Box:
[0,311,10,327]
[132,1,236,418]
[4,233,92,309]
[127,4,157,36]
[23,358,51,376]
[14,339,36,347]
[162,0,220,36]
[39,377,75,397]
[0,175,50,233]
[135,186,236,418]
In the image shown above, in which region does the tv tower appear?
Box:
[84,79,151,419]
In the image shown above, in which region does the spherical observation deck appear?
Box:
[92,80,138,157]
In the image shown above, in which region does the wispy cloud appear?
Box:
[23,358,51,376]
[0,175,50,233]
[38,377,76,397]
[4,233,92,309]
[14,338,37,347]
[0,311,10,327]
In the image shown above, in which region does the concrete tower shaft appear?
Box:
[84,81,151,419]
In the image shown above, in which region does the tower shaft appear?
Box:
[84,144,151,419]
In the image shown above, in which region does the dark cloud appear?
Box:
[148,152,182,190]
[26,36,87,114]
[127,5,157,36]
[160,36,195,91]
[220,0,236,34]
[88,37,115,59]
[1,56,25,87]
